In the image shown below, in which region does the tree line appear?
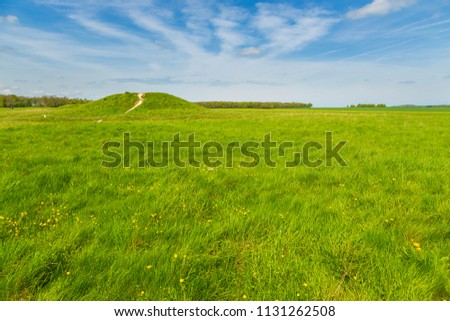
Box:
[196,101,313,109]
[0,94,90,108]
[347,104,386,108]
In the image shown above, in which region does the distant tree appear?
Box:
[349,104,386,108]
[1,94,90,108]
[196,101,313,109]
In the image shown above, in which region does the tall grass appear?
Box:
[0,99,449,300]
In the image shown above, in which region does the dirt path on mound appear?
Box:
[125,93,144,113]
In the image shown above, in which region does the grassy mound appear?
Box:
[59,92,202,118]
[59,92,138,117]
[134,92,203,112]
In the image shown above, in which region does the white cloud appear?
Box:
[182,0,215,45]
[0,21,165,78]
[0,15,19,23]
[347,0,416,19]
[6,15,19,23]
[30,1,339,58]
[240,47,262,56]
[212,6,251,54]
[253,4,339,55]
[127,10,207,57]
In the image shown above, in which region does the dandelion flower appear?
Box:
[0,216,4,220]
[180,278,185,283]
[66,271,71,276]
[416,247,423,252]
[173,254,178,259]
[140,291,145,296]
[413,242,421,248]
[242,295,247,299]
[296,293,301,297]
[303,283,308,288]
[146,265,152,270]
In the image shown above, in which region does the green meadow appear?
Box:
[0,93,449,300]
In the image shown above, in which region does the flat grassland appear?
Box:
[0,94,449,300]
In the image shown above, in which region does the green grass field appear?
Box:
[1,93,449,300]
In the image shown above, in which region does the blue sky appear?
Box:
[1,0,450,106]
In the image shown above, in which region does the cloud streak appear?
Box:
[212,5,251,54]
[253,4,339,55]
[127,9,207,57]
[347,0,416,19]
[67,14,143,43]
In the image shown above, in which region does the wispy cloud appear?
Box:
[67,14,143,43]
[106,77,187,85]
[0,24,125,65]
[211,5,251,54]
[181,0,215,46]
[127,9,207,57]
[0,46,17,55]
[347,0,416,19]
[30,1,341,58]
[407,18,450,32]
[240,47,262,56]
[0,15,19,23]
[253,4,339,55]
